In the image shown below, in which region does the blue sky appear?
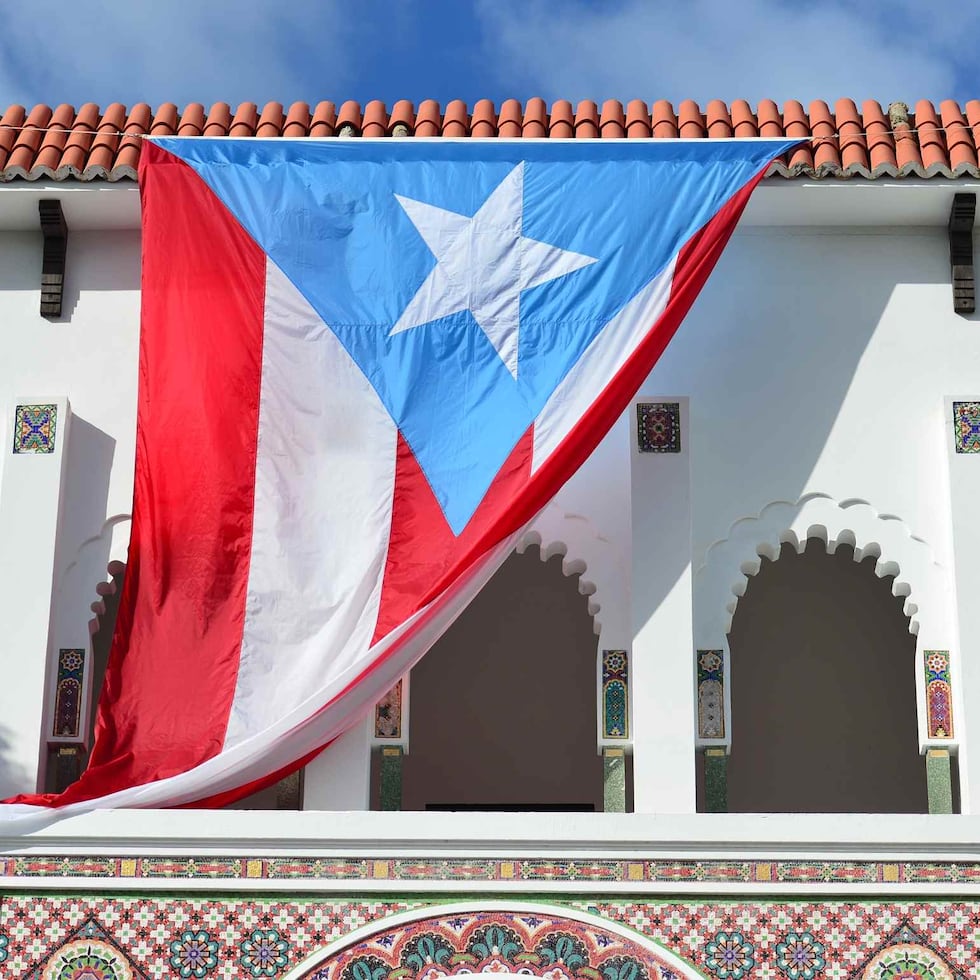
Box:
[0,0,976,111]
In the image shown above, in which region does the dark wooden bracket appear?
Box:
[949,192,975,315]
[39,199,68,319]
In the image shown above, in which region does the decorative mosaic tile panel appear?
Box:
[602,650,629,738]
[304,908,685,980]
[52,648,85,739]
[374,680,403,739]
[0,897,978,980]
[953,401,980,454]
[636,402,681,454]
[697,650,725,739]
[925,650,953,739]
[13,404,57,454]
[7,855,980,886]
[581,902,976,980]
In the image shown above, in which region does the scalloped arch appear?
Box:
[517,530,601,630]
[695,494,949,640]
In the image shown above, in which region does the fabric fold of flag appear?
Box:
[1,136,800,824]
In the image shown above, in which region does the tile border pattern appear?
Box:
[0,896,976,979]
[374,680,403,740]
[5,855,980,886]
[696,650,725,740]
[925,650,954,739]
[601,650,629,739]
[52,648,85,739]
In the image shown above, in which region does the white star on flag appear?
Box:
[390,161,598,378]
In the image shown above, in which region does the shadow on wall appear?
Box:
[0,229,140,323]
[0,721,33,801]
[623,230,953,677]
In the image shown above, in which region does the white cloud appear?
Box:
[0,0,350,111]
[474,0,966,107]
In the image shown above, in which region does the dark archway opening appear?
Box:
[725,539,929,813]
[397,545,606,811]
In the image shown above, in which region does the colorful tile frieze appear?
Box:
[13,403,57,454]
[953,401,980,454]
[374,680,403,739]
[6,854,980,885]
[52,648,85,739]
[696,650,725,739]
[636,402,681,453]
[602,650,629,739]
[0,898,977,980]
[925,650,954,739]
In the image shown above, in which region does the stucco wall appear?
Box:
[0,210,974,810]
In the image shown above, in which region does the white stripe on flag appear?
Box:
[225,261,400,748]
[530,258,675,470]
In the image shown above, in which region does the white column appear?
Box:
[301,714,373,810]
[0,396,72,796]
[630,396,695,812]
[944,397,980,812]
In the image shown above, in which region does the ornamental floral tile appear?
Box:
[636,402,681,453]
[953,401,980,454]
[13,404,57,454]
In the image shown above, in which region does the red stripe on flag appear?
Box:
[7,142,267,807]
[372,429,534,643]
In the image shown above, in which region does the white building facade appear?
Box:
[0,98,978,978]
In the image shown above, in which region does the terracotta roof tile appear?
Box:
[574,101,598,139]
[203,102,232,137]
[600,99,625,138]
[651,100,678,139]
[443,99,470,137]
[498,99,524,138]
[3,99,980,182]
[548,100,573,138]
[471,99,497,138]
[523,97,547,138]
[283,102,311,138]
[706,100,733,139]
[414,100,440,137]
[309,102,336,138]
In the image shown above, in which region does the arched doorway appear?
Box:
[725,539,928,813]
[397,545,605,811]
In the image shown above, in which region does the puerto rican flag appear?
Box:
[3,135,798,821]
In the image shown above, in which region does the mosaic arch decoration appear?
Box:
[289,905,703,980]
[856,923,962,980]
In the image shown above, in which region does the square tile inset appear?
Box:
[637,402,680,453]
[953,401,980,453]
[13,404,57,454]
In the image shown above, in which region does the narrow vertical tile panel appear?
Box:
[602,747,626,813]
[924,650,953,738]
[602,650,629,738]
[52,745,82,793]
[636,402,681,453]
[953,401,980,453]
[926,749,953,814]
[375,678,402,738]
[52,648,85,738]
[379,745,403,811]
[13,404,57,454]
[704,747,728,813]
[697,649,725,738]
